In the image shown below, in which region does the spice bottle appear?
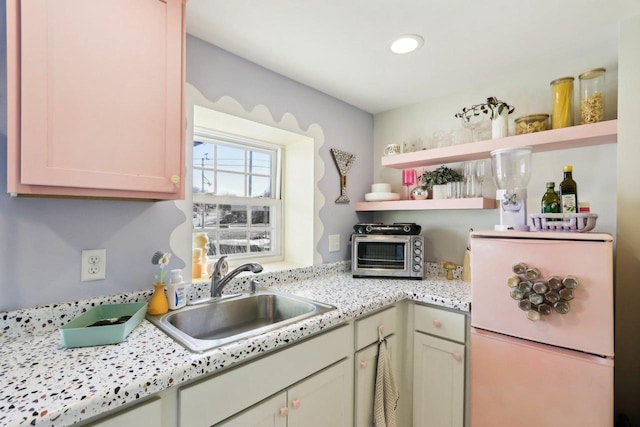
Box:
[550,77,574,129]
[579,68,606,124]
[559,165,578,213]
[541,182,561,214]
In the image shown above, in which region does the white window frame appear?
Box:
[192,127,284,263]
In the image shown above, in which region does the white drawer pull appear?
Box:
[360,360,368,369]
[453,353,462,361]
[279,407,289,417]
[433,319,442,328]
[292,399,301,409]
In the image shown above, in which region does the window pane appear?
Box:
[193,203,217,228]
[219,204,248,227]
[250,231,271,253]
[251,206,271,227]
[249,151,271,175]
[217,145,245,173]
[193,169,214,194]
[217,172,245,197]
[193,142,212,163]
[249,175,271,198]
[219,231,248,254]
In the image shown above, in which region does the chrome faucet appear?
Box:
[211,255,263,297]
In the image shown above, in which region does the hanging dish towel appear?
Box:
[373,329,399,427]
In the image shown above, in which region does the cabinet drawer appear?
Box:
[86,397,161,427]
[355,306,397,350]
[414,304,465,343]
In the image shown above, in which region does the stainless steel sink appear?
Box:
[147,291,335,352]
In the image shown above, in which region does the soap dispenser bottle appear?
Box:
[166,269,188,310]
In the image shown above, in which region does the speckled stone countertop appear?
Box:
[0,262,470,427]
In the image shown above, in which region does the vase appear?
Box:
[431,184,448,199]
[147,282,168,315]
[491,110,509,139]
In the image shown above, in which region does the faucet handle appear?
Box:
[212,256,229,277]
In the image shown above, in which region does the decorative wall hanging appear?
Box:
[330,148,355,204]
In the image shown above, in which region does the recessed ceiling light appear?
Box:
[389,34,424,54]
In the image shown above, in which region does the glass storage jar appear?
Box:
[550,77,574,129]
[579,68,606,124]
[514,114,550,134]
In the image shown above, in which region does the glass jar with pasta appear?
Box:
[550,76,574,129]
[579,68,606,124]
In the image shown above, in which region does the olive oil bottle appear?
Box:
[559,165,578,213]
[541,182,561,214]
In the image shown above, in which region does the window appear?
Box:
[192,128,282,261]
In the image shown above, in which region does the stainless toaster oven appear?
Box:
[351,234,424,279]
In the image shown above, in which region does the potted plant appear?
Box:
[419,166,463,199]
[455,97,515,139]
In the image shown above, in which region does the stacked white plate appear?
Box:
[364,183,400,202]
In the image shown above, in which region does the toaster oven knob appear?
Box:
[414,240,422,247]
[414,248,422,255]
[413,264,422,271]
[414,256,422,263]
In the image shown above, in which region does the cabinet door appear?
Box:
[87,397,162,426]
[413,332,465,427]
[354,335,398,427]
[7,0,185,199]
[216,392,287,427]
[287,360,350,427]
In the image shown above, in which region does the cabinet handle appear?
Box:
[279,407,289,417]
[291,399,301,409]
[170,175,180,184]
[453,353,462,361]
[360,360,368,369]
[432,319,442,328]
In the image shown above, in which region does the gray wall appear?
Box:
[185,36,374,263]
[0,1,373,311]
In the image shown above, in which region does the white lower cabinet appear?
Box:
[352,305,400,427]
[217,360,349,427]
[179,324,352,427]
[354,335,398,427]
[216,392,287,427]
[413,305,467,427]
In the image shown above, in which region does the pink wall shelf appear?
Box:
[381,119,618,169]
[355,197,496,212]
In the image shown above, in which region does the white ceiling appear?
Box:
[186,0,640,115]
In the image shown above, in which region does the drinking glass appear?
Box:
[463,162,478,198]
[402,169,416,200]
[447,181,463,199]
[475,160,487,197]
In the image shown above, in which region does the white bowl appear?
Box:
[365,192,400,202]
[371,183,391,193]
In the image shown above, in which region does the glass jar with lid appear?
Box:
[579,68,606,124]
[550,76,574,129]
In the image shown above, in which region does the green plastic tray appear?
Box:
[59,302,147,348]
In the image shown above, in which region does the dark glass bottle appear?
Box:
[560,166,578,213]
[541,182,561,214]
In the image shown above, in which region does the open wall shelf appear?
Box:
[357,120,617,212]
[355,197,496,212]
[381,120,618,169]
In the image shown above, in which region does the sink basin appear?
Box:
[147,291,336,352]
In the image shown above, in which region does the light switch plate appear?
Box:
[328,234,340,252]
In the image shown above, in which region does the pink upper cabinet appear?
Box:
[7,0,186,200]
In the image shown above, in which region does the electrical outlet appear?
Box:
[328,234,340,252]
[81,249,106,281]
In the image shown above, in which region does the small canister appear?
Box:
[579,68,606,124]
[550,76,574,129]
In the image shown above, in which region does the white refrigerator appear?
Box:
[470,231,614,427]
